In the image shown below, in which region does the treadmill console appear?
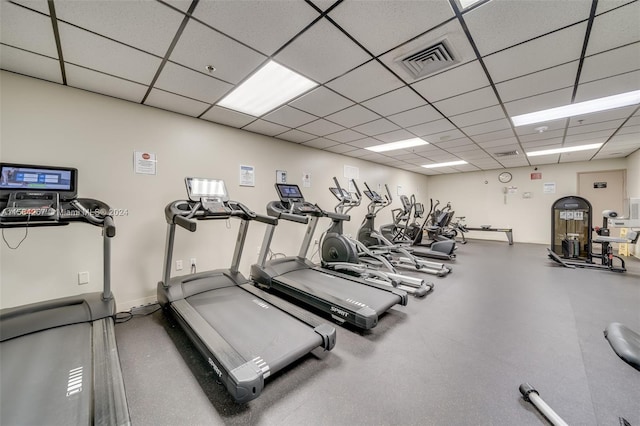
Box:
[0,163,77,222]
[185,177,232,216]
[275,184,320,215]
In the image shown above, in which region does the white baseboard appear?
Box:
[117,295,158,312]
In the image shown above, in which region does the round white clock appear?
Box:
[498,172,512,183]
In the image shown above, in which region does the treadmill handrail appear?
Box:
[166,199,275,229]
[266,201,309,224]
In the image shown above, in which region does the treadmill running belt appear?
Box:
[1,322,92,425]
[187,286,323,375]
[279,268,400,314]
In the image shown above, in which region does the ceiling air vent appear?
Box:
[494,150,519,157]
[396,38,460,80]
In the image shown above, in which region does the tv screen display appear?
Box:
[276,184,303,200]
[0,163,77,200]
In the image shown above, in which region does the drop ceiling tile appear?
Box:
[297,118,345,136]
[388,105,443,128]
[325,60,405,102]
[66,64,147,103]
[374,129,416,143]
[495,61,579,103]
[0,2,58,57]
[515,120,567,140]
[55,0,183,57]
[378,18,477,84]
[458,150,493,160]
[586,1,640,55]
[564,131,611,145]
[325,129,366,143]
[263,105,316,128]
[615,124,640,137]
[450,105,505,128]
[483,23,587,83]
[289,87,353,117]
[326,143,359,154]
[424,129,467,144]
[276,129,316,143]
[325,105,380,128]
[162,1,191,13]
[343,149,370,158]
[169,19,266,84]
[411,60,490,103]
[352,119,400,136]
[478,137,519,148]
[0,45,62,84]
[464,0,591,56]
[504,87,573,117]
[243,119,290,137]
[472,129,515,143]
[200,106,255,128]
[434,87,499,117]
[274,19,370,83]
[462,118,512,137]
[574,70,640,102]
[566,119,626,136]
[447,143,483,153]
[521,139,564,149]
[58,22,161,84]
[145,89,209,117]
[155,62,232,103]
[361,87,425,117]
[302,138,340,149]
[436,138,476,150]
[192,1,318,56]
[348,138,381,149]
[407,119,456,137]
[568,105,638,127]
[595,0,635,15]
[329,0,455,56]
[310,1,338,12]
[581,44,640,84]
[11,0,50,15]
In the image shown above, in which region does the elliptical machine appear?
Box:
[357,182,452,277]
[321,178,432,297]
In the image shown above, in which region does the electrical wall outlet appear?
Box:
[176,260,183,271]
[78,271,90,285]
[190,258,197,267]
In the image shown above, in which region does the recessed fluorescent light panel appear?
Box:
[421,160,468,168]
[458,0,485,9]
[365,138,429,153]
[511,90,640,127]
[526,143,603,157]
[217,60,317,116]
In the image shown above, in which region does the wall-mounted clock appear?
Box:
[498,172,512,183]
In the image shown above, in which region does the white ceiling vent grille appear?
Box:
[494,150,519,157]
[396,38,460,80]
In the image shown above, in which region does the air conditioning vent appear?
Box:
[396,38,460,80]
[494,150,519,157]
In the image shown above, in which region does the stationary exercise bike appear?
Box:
[321,178,432,297]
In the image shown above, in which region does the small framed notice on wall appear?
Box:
[240,165,255,187]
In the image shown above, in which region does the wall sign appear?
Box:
[240,165,255,187]
[531,172,542,180]
[134,151,157,175]
[276,170,287,184]
[593,182,607,189]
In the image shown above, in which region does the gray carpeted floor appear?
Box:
[115,240,640,425]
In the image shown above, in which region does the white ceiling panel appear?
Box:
[408,119,457,138]
[309,1,338,12]
[153,62,232,104]
[1,1,58,57]
[503,87,573,117]
[192,0,318,56]
[325,143,359,154]
[574,70,640,102]
[243,119,289,137]
[145,89,208,117]
[274,18,370,83]
[478,137,519,149]
[326,60,405,103]
[297,118,345,136]
[374,129,416,143]
[329,0,454,56]
[361,87,425,117]
[434,86,499,117]
[302,138,339,149]
[462,118,512,136]
[200,106,255,128]
[388,105,443,128]
[55,0,182,57]
[161,0,191,13]
[411,60,490,103]
[0,45,62,84]
[66,64,147,103]
[277,129,316,143]
[586,1,640,55]
[495,61,579,103]
[289,86,353,117]
[595,0,635,15]
[11,0,50,15]
[352,118,400,136]
[58,22,161,84]
[566,119,626,136]
[325,105,380,128]
[580,44,640,84]
[263,105,316,128]
[465,0,591,56]
[450,105,505,128]
[348,137,384,149]
[473,129,515,143]
[483,23,587,83]
[324,129,366,143]
[169,19,266,85]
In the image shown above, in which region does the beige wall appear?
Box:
[0,71,429,310]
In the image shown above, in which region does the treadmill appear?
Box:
[157,177,336,404]
[250,184,408,330]
[0,162,129,426]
